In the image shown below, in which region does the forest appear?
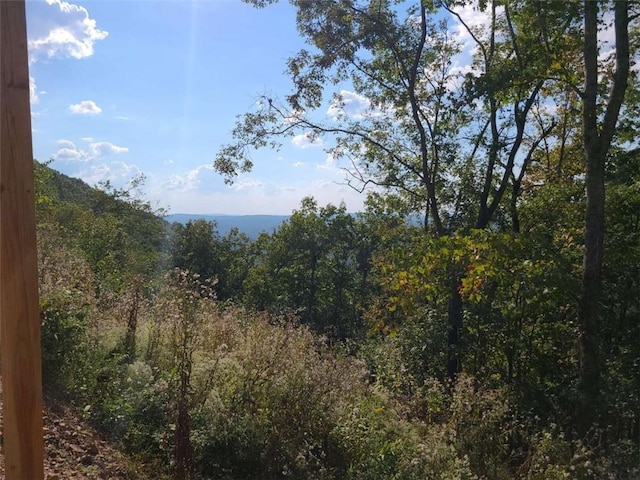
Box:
[34,1,638,479]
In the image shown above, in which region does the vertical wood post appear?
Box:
[0,1,45,478]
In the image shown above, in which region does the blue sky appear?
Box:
[29,0,599,216]
[27,0,369,215]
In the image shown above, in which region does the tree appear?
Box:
[243,198,366,338]
[577,0,631,409]
[170,220,221,282]
[215,0,560,378]
[216,227,256,301]
[591,147,640,445]
[154,269,216,480]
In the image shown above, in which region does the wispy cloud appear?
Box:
[69,100,102,115]
[292,132,323,149]
[327,89,388,120]
[76,161,141,186]
[163,164,216,192]
[449,3,493,53]
[317,151,340,172]
[29,0,108,62]
[30,76,39,104]
[148,177,369,216]
[230,178,264,191]
[52,138,128,162]
[446,62,474,91]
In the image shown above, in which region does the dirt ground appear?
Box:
[0,384,160,480]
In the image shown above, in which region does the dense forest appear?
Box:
[35,1,638,479]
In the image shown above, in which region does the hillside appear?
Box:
[0,383,164,480]
[35,162,288,240]
[29,157,640,479]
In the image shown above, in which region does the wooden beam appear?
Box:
[0,1,45,478]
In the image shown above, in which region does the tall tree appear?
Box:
[243,197,371,339]
[170,220,221,282]
[578,0,631,407]
[215,0,558,378]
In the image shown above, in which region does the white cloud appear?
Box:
[283,109,305,124]
[317,151,340,171]
[292,161,306,168]
[57,139,77,149]
[292,132,323,149]
[30,76,39,104]
[230,179,264,191]
[446,62,474,91]
[28,0,108,62]
[164,164,216,192]
[163,174,192,192]
[148,177,369,216]
[69,100,102,115]
[89,141,128,156]
[326,89,391,121]
[536,99,558,118]
[327,90,371,120]
[51,138,128,162]
[54,147,84,162]
[449,3,492,53]
[598,10,616,61]
[77,161,141,186]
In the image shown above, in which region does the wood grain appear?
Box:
[0,1,45,478]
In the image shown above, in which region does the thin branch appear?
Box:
[442,1,488,64]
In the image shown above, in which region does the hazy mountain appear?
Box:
[166,214,289,239]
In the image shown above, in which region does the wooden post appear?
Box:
[0,1,45,479]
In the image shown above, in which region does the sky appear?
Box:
[26,1,622,216]
[27,0,371,215]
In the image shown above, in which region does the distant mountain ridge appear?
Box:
[166,214,289,239]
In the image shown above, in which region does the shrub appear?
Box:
[189,314,367,479]
[333,389,476,480]
[41,296,90,391]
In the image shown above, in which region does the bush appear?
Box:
[188,314,366,479]
[41,296,90,391]
[333,391,475,480]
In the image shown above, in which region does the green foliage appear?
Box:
[243,197,379,340]
[36,163,167,298]
[334,391,475,480]
[37,223,96,393]
[90,360,171,460]
[30,2,640,476]
[40,297,89,390]
[189,315,363,479]
[170,221,257,302]
[34,160,55,211]
[170,221,221,282]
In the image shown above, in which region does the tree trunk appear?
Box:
[174,388,194,480]
[447,276,463,380]
[123,283,141,360]
[174,355,194,480]
[578,0,629,416]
